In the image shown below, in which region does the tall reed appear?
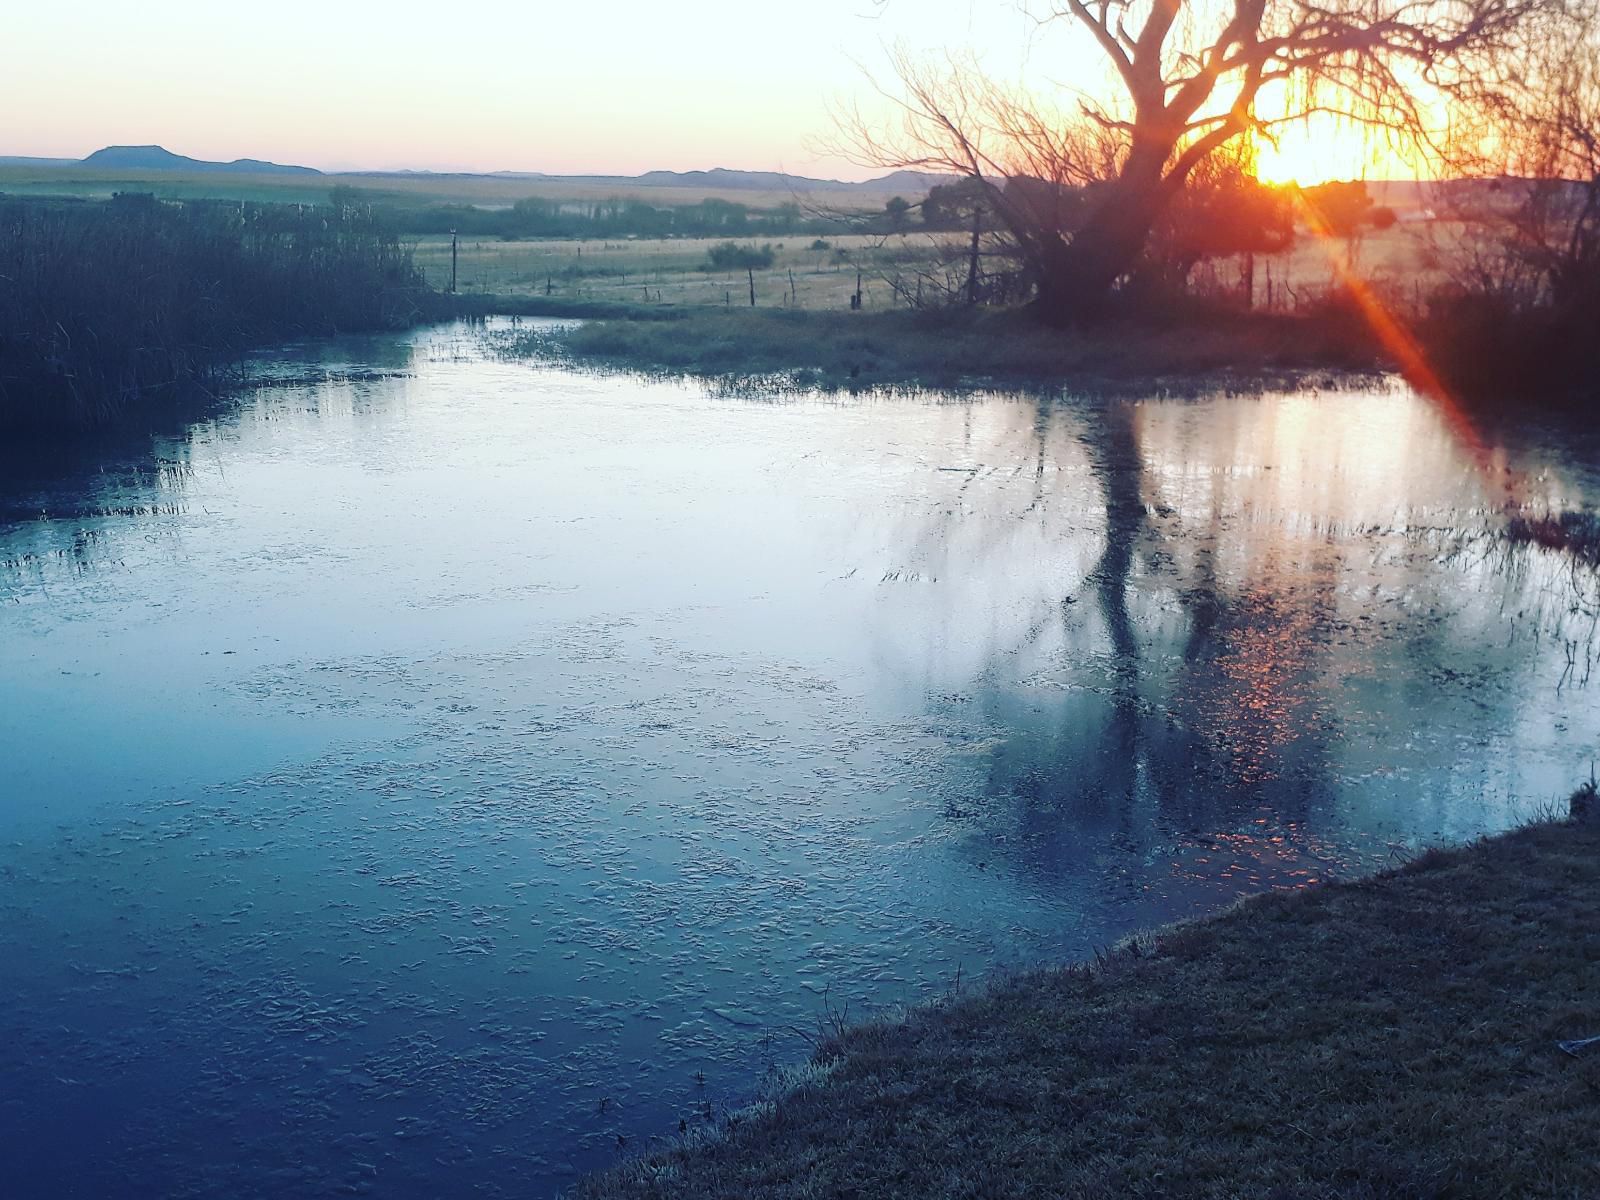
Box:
[0,193,430,432]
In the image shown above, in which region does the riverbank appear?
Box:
[580,808,1600,1199]
[486,303,1384,396]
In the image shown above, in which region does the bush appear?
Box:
[705,241,775,271]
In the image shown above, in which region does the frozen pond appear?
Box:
[3,319,1597,1197]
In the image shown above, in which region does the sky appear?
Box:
[4,1,1051,177]
[3,0,1414,182]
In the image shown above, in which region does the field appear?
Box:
[413,233,967,310]
[2,161,1457,318]
[420,218,1458,315]
[1239,215,1458,313]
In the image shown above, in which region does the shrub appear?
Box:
[705,241,775,271]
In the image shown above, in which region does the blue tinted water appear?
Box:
[2,320,1597,1197]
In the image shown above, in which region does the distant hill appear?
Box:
[3,146,954,209]
[868,170,956,194]
[79,145,321,176]
[335,165,954,194]
[627,167,950,194]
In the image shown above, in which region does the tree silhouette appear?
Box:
[843,0,1568,323]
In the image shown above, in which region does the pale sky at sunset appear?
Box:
[4,0,1416,182]
[5,1,1050,177]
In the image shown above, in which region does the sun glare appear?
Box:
[1249,109,1427,186]
[1253,127,1373,186]
[1254,139,1339,186]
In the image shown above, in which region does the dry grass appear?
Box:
[417,233,957,309]
[1191,217,1458,315]
[579,818,1600,1200]
[431,218,1468,329]
[3,160,1462,319]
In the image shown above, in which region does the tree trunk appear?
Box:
[1034,195,1166,324]
[1030,142,1175,326]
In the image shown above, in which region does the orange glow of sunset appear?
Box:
[1252,118,1424,186]
[1248,79,1437,186]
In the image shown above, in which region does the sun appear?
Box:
[1254,138,1337,186]
[1252,122,1375,187]
[1247,105,1427,186]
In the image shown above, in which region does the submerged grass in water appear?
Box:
[1506,509,1600,565]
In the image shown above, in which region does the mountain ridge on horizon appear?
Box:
[0,145,949,194]
[79,144,323,176]
[2,146,1454,204]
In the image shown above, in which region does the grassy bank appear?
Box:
[492,305,1381,395]
[0,194,430,432]
[582,812,1600,1199]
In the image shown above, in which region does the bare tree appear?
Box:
[842,0,1567,324]
[1422,18,1599,383]
[1492,32,1600,313]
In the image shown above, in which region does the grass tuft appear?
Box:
[1506,510,1600,566]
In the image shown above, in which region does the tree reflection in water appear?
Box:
[890,385,1600,925]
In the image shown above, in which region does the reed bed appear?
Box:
[0,194,430,432]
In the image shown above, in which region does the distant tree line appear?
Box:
[392,195,862,240]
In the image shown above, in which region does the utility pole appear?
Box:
[449,229,458,294]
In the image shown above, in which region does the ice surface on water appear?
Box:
[2,320,1598,1197]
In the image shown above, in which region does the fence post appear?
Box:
[967,207,982,305]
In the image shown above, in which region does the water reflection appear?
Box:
[1,321,1597,1198]
[844,376,1598,922]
